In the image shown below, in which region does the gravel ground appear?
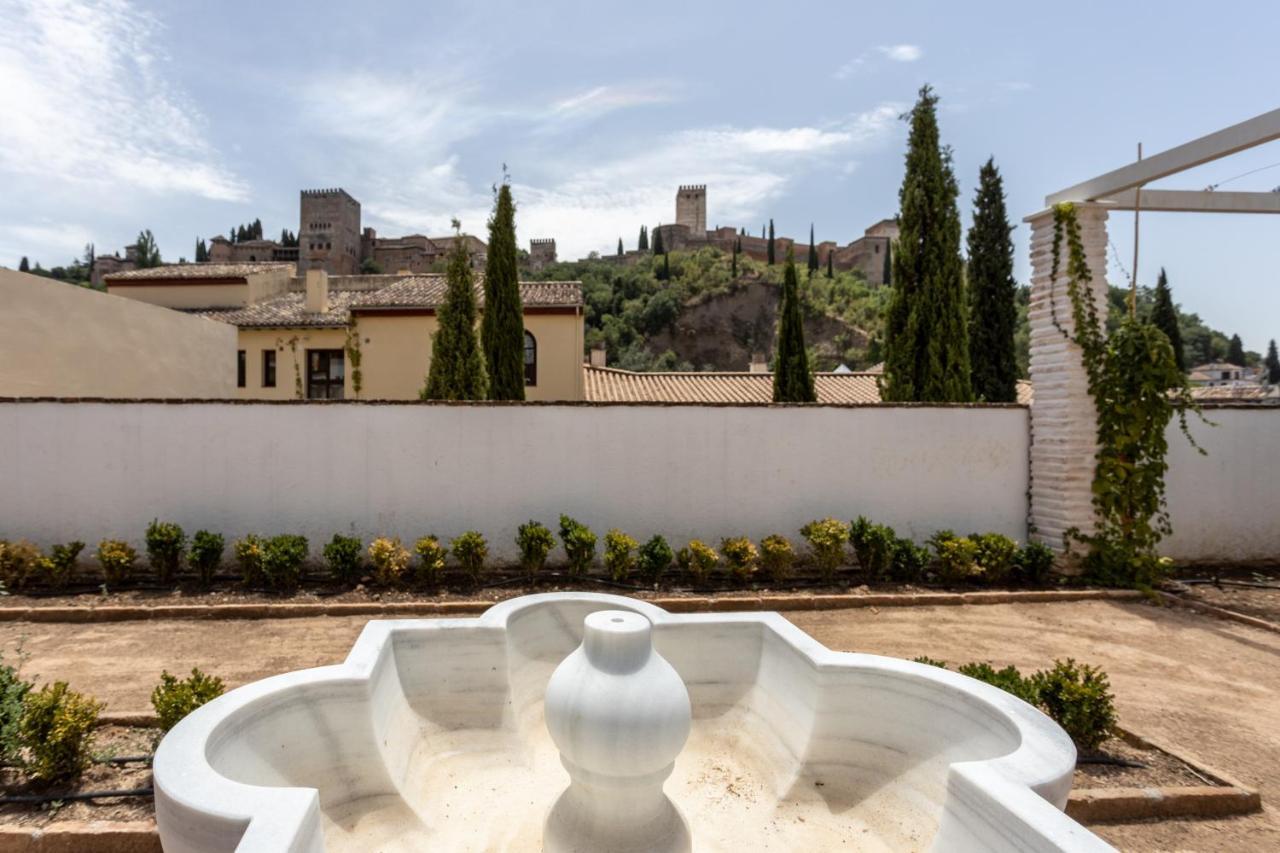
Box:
[0,597,1276,851]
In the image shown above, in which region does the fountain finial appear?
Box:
[544,610,692,852]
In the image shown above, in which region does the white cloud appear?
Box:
[0,0,246,201]
[879,44,923,62]
[549,83,676,120]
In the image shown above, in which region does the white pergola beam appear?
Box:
[1046,108,1280,205]
[1099,188,1280,214]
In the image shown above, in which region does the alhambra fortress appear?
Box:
[91,185,896,286]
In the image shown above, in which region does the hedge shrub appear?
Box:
[603,530,639,582]
[800,518,849,581]
[890,539,931,582]
[930,530,979,582]
[234,535,266,586]
[0,540,44,591]
[367,537,409,587]
[849,516,896,579]
[414,536,447,585]
[152,668,225,732]
[19,682,102,783]
[720,537,759,582]
[676,540,718,584]
[957,661,1040,705]
[45,541,84,590]
[759,534,796,582]
[637,535,673,581]
[1016,541,1056,585]
[1031,659,1117,753]
[261,535,308,593]
[559,516,597,576]
[971,532,1018,583]
[0,656,31,763]
[188,531,225,586]
[323,534,364,585]
[516,521,555,576]
[96,539,137,589]
[451,531,488,582]
[145,519,186,585]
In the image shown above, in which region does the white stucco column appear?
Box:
[1025,204,1110,554]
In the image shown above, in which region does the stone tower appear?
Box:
[299,188,362,275]
[529,238,557,271]
[675,185,706,235]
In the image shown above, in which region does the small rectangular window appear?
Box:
[237,350,246,388]
[306,349,345,399]
[262,350,276,388]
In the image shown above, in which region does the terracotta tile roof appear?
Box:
[584,366,1033,405]
[1190,384,1279,403]
[191,277,582,328]
[104,262,292,281]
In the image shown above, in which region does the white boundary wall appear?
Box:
[0,402,1029,559]
[1163,408,1280,564]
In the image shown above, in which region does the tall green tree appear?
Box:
[423,222,488,400]
[661,251,670,281]
[617,237,623,256]
[638,225,648,252]
[731,244,738,278]
[767,219,776,265]
[882,85,971,402]
[135,230,162,268]
[18,257,29,272]
[195,237,208,262]
[825,250,833,278]
[807,224,818,273]
[651,226,665,255]
[1265,339,1280,384]
[1149,268,1185,373]
[1227,333,1245,366]
[772,249,816,402]
[481,183,525,400]
[965,157,1018,402]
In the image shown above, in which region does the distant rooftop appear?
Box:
[104,263,291,282]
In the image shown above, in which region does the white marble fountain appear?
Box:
[154,593,1114,851]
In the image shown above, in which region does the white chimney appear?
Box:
[305,268,329,313]
[590,344,607,368]
[749,352,769,373]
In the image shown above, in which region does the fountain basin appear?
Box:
[154,593,1113,851]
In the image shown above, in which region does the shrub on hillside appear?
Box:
[234,535,266,586]
[1031,659,1117,753]
[1016,541,1056,585]
[800,518,849,581]
[0,656,32,763]
[759,534,796,582]
[676,540,719,585]
[367,537,409,587]
[96,539,137,589]
[261,535,308,593]
[152,668,225,732]
[19,682,102,783]
[322,534,364,586]
[637,535,674,581]
[188,531,225,586]
[559,516,597,576]
[145,519,186,585]
[414,536,447,585]
[45,541,84,590]
[603,530,639,582]
[720,537,759,582]
[451,531,488,582]
[0,540,44,591]
[516,521,555,576]
[957,661,1040,705]
[930,530,979,582]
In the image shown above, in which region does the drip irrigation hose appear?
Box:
[1179,578,1280,591]
[0,787,153,805]
[1076,755,1148,769]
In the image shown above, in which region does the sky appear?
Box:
[1,0,1277,352]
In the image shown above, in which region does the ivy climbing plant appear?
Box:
[344,321,364,399]
[1049,203,1204,588]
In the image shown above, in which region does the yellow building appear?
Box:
[104,263,585,401]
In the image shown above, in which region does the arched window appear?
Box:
[524,331,537,386]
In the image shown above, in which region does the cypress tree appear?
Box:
[638,225,648,252]
[772,248,816,402]
[1227,334,1245,366]
[731,244,738,278]
[481,183,525,400]
[252,218,263,240]
[135,230,162,268]
[1265,339,1280,384]
[423,222,488,400]
[661,251,670,281]
[826,250,833,279]
[767,219,776,265]
[229,227,235,242]
[652,225,665,255]
[1149,268,1185,373]
[807,224,818,273]
[965,157,1018,402]
[617,237,624,256]
[18,257,29,272]
[882,85,971,402]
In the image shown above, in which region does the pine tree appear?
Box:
[1265,339,1280,384]
[481,183,525,401]
[617,237,624,256]
[1227,334,1246,366]
[423,222,488,400]
[652,226,665,255]
[767,220,776,265]
[807,224,818,273]
[826,250,833,279]
[18,256,29,272]
[135,230,162,268]
[882,86,971,402]
[965,157,1018,402]
[638,225,648,252]
[1149,268,1185,373]
[772,249,816,403]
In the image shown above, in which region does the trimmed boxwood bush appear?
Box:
[1031,659,1117,753]
[0,540,44,591]
[559,515,597,576]
[516,521,555,576]
[45,541,84,590]
[261,535,308,593]
[1016,541,1056,585]
[367,537,409,587]
[637,535,673,581]
[188,531,225,586]
[676,540,718,585]
[957,661,1039,705]
[971,532,1018,583]
[890,538,931,582]
[145,519,185,585]
[414,536,447,586]
[720,537,759,582]
[0,657,32,763]
[152,668,224,732]
[760,534,796,582]
[849,516,896,579]
[604,529,639,582]
[930,530,979,582]
[323,534,364,586]
[451,531,488,582]
[800,518,849,581]
[234,535,266,586]
[19,682,102,783]
[96,539,137,589]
